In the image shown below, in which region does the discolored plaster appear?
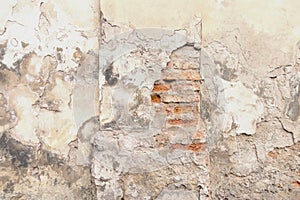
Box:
[0,0,300,199]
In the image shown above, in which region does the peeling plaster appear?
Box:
[0,0,299,199]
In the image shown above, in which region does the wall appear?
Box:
[0,0,299,199]
[0,0,99,199]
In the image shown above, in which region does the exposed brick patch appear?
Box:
[151,51,205,157]
[170,143,205,153]
[153,83,170,92]
[151,94,161,103]
[173,105,198,115]
[173,106,182,114]
[187,143,205,152]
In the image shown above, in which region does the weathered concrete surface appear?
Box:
[204,38,300,198]
[0,0,100,199]
[0,0,300,199]
[0,133,95,199]
[96,22,209,197]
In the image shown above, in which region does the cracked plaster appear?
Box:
[0,0,299,199]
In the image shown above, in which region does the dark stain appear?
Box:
[0,133,69,169]
[0,133,34,168]
[0,41,7,69]
[100,184,106,192]
[39,150,64,167]
[0,67,20,87]
[200,99,211,120]
[0,62,7,68]
[56,47,63,63]
[0,65,20,81]
[214,60,238,81]
[104,64,119,86]
[12,59,22,69]
[113,161,120,170]
[0,133,94,198]
[287,83,300,121]
[0,93,11,126]
[3,180,14,193]
[21,41,29,48]
[0,41,7,61]
[102,120,119,130]
[0,48,5,61]
[287,100,299,121]
[221,67,238,81]
[13,52,37,77]
[0,71,7,84]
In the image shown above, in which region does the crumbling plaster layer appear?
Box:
[102,0,300,73]
[0,0,100,155]
[96,6,208,196]
[101,0,300,199]
[0,0,100,198]
[0,0,299,199]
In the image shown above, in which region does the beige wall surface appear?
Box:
[102,0,300,73]
[0,0,299,199]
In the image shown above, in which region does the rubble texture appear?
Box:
[0,0,299,199]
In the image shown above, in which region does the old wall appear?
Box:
[0,0,299,199]
[0,0,100,199]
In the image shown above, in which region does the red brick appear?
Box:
[152,83,170,92]
[151,94,161,103]
[187,143,205,152]
[173,106,183,114]
[173,105,198,114]
[170,143,206,153]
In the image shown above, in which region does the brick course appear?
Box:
[151,53,205,153]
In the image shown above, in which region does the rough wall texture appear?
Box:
[0,0,299,200]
